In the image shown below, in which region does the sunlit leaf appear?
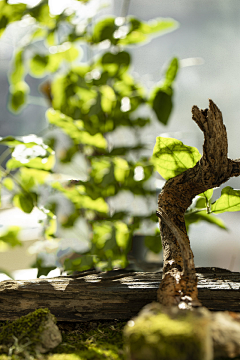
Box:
[30,46,79,77]
[64,254,97,273]
[29,54,49,77]
[119,17,179,46]
[9,81,29,112]
[27,1,55,28]
[47,45,79,72]
[7,154,55,171]
[2,177,14,191]
[115,221,129,250]
[0,1,26,38]
[46,109,107,149]
[185,211,227,231]
[211,186,240,214]
[101,51,130,76]
[13,193,34,213]
[149,58,179,125]
[46,30,55,46]
[165,57,179,85]
[198,188,214,201]
[0,134,47,147]
[31,27,46,41]
[152,137,201,180]
[51,182,109,214]
[18,168,48,189]
[92,17,117,44]
[0,226,22,248]
[10,50,24,85]
[100,85,116,113]
[5,137,55,170]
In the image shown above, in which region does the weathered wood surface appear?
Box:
[0,267,240,322]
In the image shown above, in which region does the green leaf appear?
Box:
[198,188,214,201]
[100,85,116,113]
[31,27,47,41]
[119,17,178,46]
[152,137,201,180]
[165,57,179,85]
[18,168,49,189]
[64,254,96,273]
[101,51,131,76]
[92,17,117,44]
[29,54,49,77]
[29,46,79,77]
[2,177,14,191]
[144,232,162,254]
[211,186,240,214]
[115,221,130,251]
[47,45,79,72]
[0,2,27,38]
[185,211,227,231]
[0,226,22,248]
[46,109,107,149]
[149,58,179,125]
[2,135,54,170]
[113,158,129,183]
[13,193,34,213]
[10,50,25,85]
[9,81,29,112]
[7,155,55,171]
[151,88,173,125]
[32,257,56,278]
[0,134,48,147]
[27,1,55,28]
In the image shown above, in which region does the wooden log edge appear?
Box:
[0,267,239,322]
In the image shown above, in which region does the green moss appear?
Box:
[0,315,126,360]
[0,308,54,356]
[49,322,126,360]
[124,309,212,360]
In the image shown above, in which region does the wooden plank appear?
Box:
[0,267,240,322]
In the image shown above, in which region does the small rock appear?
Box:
[0,308,62,355]
[124,302,213,360]
[211,311,240,358]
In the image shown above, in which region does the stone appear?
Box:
[0,308,62,355]
[124,302,213,360]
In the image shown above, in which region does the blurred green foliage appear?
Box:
[0,0,181,276]
[0,0,233,278]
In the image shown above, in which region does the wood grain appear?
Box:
[0,268,240,322]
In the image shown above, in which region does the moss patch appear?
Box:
[49,320,126,360]
[0,319,126,360]
[0,308,56,357]
[124,305,212,360]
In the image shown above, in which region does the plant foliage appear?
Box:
[0,0,180,276]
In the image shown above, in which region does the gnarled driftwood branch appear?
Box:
[157,100,240,307]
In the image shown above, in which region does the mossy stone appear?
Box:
[124,303,213,360]
[0,308,62,355]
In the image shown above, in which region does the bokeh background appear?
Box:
[1,0,240,279]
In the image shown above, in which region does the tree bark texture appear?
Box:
[0,268,240,322]
[157,100,240,307]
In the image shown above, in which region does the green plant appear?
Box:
[0,0,179,276]
[151,135,238,230]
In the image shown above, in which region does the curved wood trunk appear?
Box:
[157,100,240,308]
